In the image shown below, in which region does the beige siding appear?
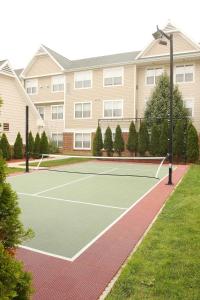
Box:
[0,74,42,144]
[24,54,62,77]
[142,33,197,57]
[65,65,136,132]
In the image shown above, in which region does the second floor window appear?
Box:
[52,75,64,92]
[103,67,123,86]
[37,106,45,120]
[25,79,38,95]
[103,100,123,118]
[74,71,92,89]
[75,102,91,118]
[175,65,194,83]
[146,68,163,85]
[52,105,63,120]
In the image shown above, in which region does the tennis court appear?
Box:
[8,159,169,261]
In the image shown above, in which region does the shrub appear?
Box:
[48,140,59,154]
[173,120,185,161]
[114,125,124,156]
[126,121,137,156]
[33,133,41,158]
[159,120,168,156]
[40,131,49,154]
[104,126,113,156]
[13,132,23,159]
[93,125,103,156]
[186,123,199,162]
[150,124,160,156]
[138,121,149,156]
[0,133,11,160]
[28,132,35,158]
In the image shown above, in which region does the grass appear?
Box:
[28,157,92,168]
[106,165,200,300]
[6,167,24,175]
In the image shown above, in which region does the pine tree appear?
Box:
[126,121,138,156]
[0,133,11,160]
[159,120,168,156]
[13,132,23,159]
[114,125,124,156]
[40,131,49,154]
[104,126,113,156]
[28,131,34,157]
[33,133,41,158]
[93,125,103,156]
[173,120,185,161]
[186,123,199,162]
[150,124,160,156]
[138,121,149,156]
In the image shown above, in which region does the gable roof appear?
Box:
[0,60,15,77]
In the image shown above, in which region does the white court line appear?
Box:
[34,167,118,196]
[18,192,127,210]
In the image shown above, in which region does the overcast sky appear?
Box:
[1,0,200,69]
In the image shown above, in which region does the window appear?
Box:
[184,99,194,117]
[74,71,92,89]
[25,79,38,95]
[37,106,45,120]
[146,68,163,85]
[175,65,194,83]
[52,133,63,147]
[52,75,64,92]
[74,132,91,149]
[103,100,123,118]
[51,105,63,120]
[3,123,9,131]
[103,67,123,87]
[74,102,91,119]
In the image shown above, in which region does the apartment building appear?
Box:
[0,60,44,144]
[18,22,200,153]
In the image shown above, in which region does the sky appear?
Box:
[1,0,200,69]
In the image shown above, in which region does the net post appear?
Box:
[155,156,167,179]
[25,106,29,173]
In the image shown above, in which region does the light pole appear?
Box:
[152,26,173,185]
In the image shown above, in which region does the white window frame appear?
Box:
[175,64,194,84]
[145,67,164,86]
[103,100,124,119]
[73,132,91,150]
[74,70,93,89]
[25,79,38,95]
[74,101,92,119]
[51,132,63,148]
[37,106,45,120]
[103,67,124,87]
[51,105,64,120]
[51,75,65,93]
[183,98,194,117]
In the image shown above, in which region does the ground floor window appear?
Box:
[74,132,91,149]
[51,133,63,148]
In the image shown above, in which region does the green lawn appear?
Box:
[28,157,92,168]
[107,165,200,300]
[6,167,24,175]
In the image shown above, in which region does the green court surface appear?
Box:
[8,160,168,260]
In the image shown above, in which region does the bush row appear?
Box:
[93,121,199,162]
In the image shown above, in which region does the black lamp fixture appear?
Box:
[152,25,174,185]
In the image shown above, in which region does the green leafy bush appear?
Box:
[28,131,34,158]
[40,131,49,154]
[138,121,149,156]
[186,123,199,162]
[0,133,11,160]
[93,125,103,156]
[114,125,124,156]
[104,126,113,156]
[150,124,160,156]
[13,132,23,159]
[33,133,41,158]
[126,121,137,156]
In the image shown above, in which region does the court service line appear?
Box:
[18,192,127,210]
[34,167,118,196]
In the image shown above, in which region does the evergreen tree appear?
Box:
[145,73,188,124]
[114,125,125,156]
[28,131,35,157]
[40,131,49,154]
[150,124,160,156]
[138,121,149,156]
[186,123,199,162]
[173,120,185,161]
[33,133,41,158]
[0,133,11,160]
[13,132,23,159]
[104,126,113,156]
[159,120,168,156]
[126,121,138,156]
[93,125,103,156]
